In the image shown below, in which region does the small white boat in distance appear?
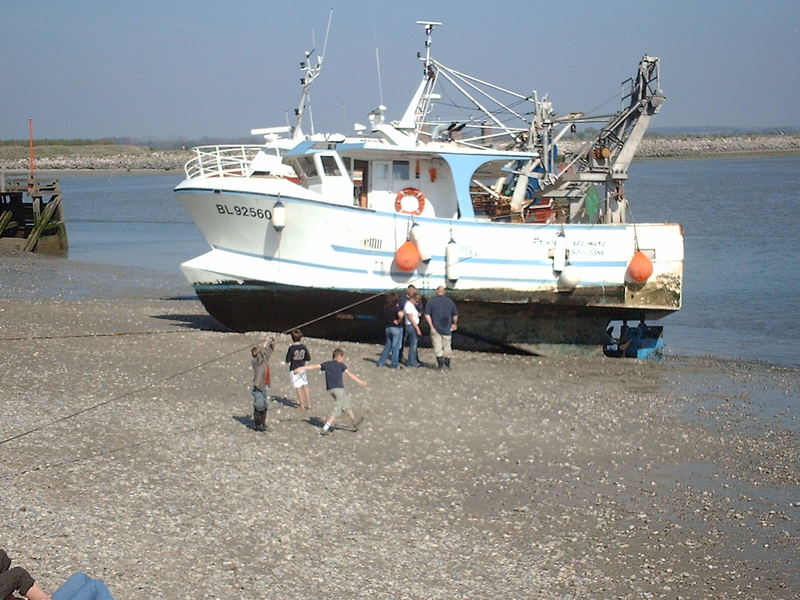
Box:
[175,21,682,355]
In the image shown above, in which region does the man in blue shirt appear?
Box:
[423,285,459,369]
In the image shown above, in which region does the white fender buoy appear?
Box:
[271,201,286,230]
[557,265,580,291]
[409,223,431,262]
[445,238,459,281]
[552,232,568,272]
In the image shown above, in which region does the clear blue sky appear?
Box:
[2,0,799,140]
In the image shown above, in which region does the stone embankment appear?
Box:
[0,135,798,172]
[559,134,800,159]
[0,149,190,172]
[630,134,800,157]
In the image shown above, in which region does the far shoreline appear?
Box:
[2,150,799,179]
[0,149,800,179]
[1,134,799,174]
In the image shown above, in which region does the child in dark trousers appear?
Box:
[294,348,367,435]
[250,336,275,432]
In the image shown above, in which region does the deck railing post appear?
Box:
[195,147,204,177]
[215,146,223,176]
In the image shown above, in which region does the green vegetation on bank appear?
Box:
[0,143,153,160]
[0,138,118,146]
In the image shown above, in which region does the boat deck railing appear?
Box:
[184,145,263,179]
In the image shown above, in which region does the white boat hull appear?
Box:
[175,183,683,354]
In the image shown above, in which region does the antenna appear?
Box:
[375,47,384,107]
[417,20,442,64]
[321,8,333,63]
[371,12,384,109]
[28,117,35,179]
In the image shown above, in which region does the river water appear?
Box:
[51,155,800,368]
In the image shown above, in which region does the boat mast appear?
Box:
[292,10,334,140]
[396,21,442,137]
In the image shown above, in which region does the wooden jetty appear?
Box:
[0,173,67,253]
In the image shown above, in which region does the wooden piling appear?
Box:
[0,175,67,253]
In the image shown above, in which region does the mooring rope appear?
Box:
[0,342,246,447]
[0,329,185,343]
[0,256,474,452]
[0,239,578,483]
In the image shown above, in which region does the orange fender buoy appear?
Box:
[395,240,421,272]
[395,187,426,215]
[626,250,653,283]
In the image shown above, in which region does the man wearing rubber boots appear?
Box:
[424,286,458,369]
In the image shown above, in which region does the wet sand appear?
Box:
[1,253,798,599]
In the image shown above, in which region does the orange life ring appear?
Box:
[395,187,426,215]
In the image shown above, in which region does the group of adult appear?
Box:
[376,284,459,369]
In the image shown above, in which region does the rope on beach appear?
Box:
[0,289,407,451]
[0,250,516,479]
[0,288,403,452]
[0,252,485,456]
[2,423,219,480]
[0,329,185,343]
[0,342,246,447]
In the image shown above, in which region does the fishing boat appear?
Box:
[174,21,683,355]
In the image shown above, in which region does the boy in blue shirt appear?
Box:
[295,348,367,435]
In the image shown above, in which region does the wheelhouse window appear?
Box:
[320,155,342,176]
[392,160,410,181]
[374,162,390,180]
[296,156,317,178]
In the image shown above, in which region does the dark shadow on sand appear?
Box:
[233,414,262,431]
[232,411,358,433]
[271,395,299,409]
[151,312,230,332]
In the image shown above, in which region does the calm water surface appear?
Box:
[53,156,800,368]
[627,155,799,368]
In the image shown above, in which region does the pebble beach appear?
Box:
[1,252,798,599]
